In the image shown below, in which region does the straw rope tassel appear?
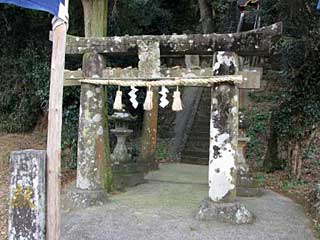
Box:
[172,87,183,111]
[113,87,123,110]
[144,86,153,111]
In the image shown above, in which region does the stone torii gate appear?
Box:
[63,22,282,222]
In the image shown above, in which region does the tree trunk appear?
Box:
[198,0,214,34]
[82,0,108,37]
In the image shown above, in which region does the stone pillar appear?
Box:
[73,53,109,208]
[208,83,238,202]
[209,51,239,202]
[197,52,254,224]
[138,40,161,172]
[8,150,46,240]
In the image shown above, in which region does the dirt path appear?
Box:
[0,133,46,239]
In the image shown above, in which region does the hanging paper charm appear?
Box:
[159,86,170,108]
[143,86,153,111]
[172,87,183,112]
[113,87,123,110]
[129,86,139,109]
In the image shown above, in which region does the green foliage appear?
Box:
[315,223,320,237]
[61,102,80,169]
[155,139,169,160]
[281,179,307,192]
[110,0,173,35]
[260,0,320,164]
[255,173,265,186]
[245,109,272,167]
[0,42,50,132]
[109,0,199,35]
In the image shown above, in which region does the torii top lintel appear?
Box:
[66,22,282,57]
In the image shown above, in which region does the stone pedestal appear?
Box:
[237,137,263,197]
[8,150,46,240]
[197,198,254,224]
[110,111,144,190]
[62,183,108,210]
[112,161,145,190]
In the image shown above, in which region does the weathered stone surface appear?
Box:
[110,113,145,190]
[139,40,161,172]
[8,150,46,240]
[209,52,239,202]
[62,183,108,210]
[237,187,263,197]
[77,52,112,194]
[238,67,262,89]
[197,198,254,224]
[66,22,283,56]
[77,53,109,190]
[112,167,145,190]
[236,137,263,197]
[205,51,254,223]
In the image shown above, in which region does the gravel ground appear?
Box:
[62,163,316,240]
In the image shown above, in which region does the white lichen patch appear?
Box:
[213,51,235,72]
[92,114,102,123]
[212,98,218,105]
[97,126,104,136]
[86,90,94,99]
[209,116,236,201]
[231,107,238,114]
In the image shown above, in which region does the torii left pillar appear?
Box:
[66,0,111,208]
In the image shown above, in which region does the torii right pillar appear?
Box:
[197,51,254,224]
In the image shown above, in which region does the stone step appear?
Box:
[192,123,210,132]
[190,128,210,135]
[193,120,210,127]
[185,135,210,143]
[236,187,263,197]
[196,105,211,113]
[180,88,211,166]
[193,118,210,124]
[180,156,208,165]
[183,148,209,154]
[186,131,209,138]
[181,150,209,159]
[184,139,209,148]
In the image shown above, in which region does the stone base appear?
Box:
[112,160,145,190]
[62,184,108,210]
[196,198,254,224]
[113,172,146,190]
[237,187,263,197]
[237,170,263,197]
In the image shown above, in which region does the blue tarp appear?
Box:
[318,0,320,10]
[0,0,64,16]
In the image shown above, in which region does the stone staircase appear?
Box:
[181,88,211,165]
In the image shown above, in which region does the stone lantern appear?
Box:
[109,109,144,190]
[237,113,262,197]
